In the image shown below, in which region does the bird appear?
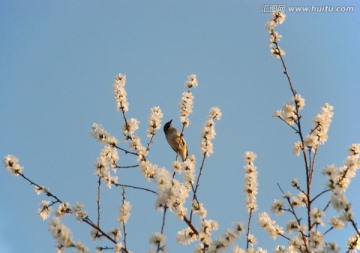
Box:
[163,119,188,161]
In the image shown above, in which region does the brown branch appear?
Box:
[182,215,199,235]
[17,171,130,252]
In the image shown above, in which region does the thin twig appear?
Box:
[189,153,207,221]
[113,183,157,195]
[121,188,128,251]
[114,145,138,156]
[311,189,330,205]
[116,164,139,169]
[97,177,101,227]
[161,207,168,234]
[246,208,253,250]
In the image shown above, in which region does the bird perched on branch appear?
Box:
[163,119,188,161]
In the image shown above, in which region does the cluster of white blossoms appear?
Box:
[347,233,360,252]
[201,107,222,157]
[266,11,286,58]
[113,73,129,112]
[118,200,132,224]
[257,212,284,239]
[274,94,305,128]
[322,144,360,220]
[193,219,219,251]
[91,123,118,146]
[233,246,267,253]
[153,167,190,218]
[3,154,23,176]
[95,145,119,188]
[179,74,198,126]
[73,202,88,221]
[172,155,196,187]
[147,106,163,137]
[122,117,140,140]
[243,151,259,211]
[303,103,334,151]
[206,223,244,253]
[49,217,88,253]
[148,232,166,253]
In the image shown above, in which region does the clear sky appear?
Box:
[1,1,360,252]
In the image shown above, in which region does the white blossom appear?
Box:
[291,191,307,207]
[139,160,157,180]
[292,94,305,111]
[232,245,245,253]
[73,203,87,221]
[309,229,324,249]
[348,143,360,155]
[185,74,198,89]
[122,118,139,138]
[149,232,166,246]
[274,103,296,126]
[38,200,51,220]
[3,155,23,176]
[329,216,344,229]
[286,220,299,234]
[56,202,71,217]
[271,46,286,58]
[292,141,303,156]
[114,243,123,253]
[176,227,198,245]
[271,199,284,215]
[311,208,325,226]
[348,233,360,251]
[172,160,182,173]
[34,185,43,195]
[325,242,340,253]
[192,200,207,219]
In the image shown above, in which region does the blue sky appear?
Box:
[1,1,360,252]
